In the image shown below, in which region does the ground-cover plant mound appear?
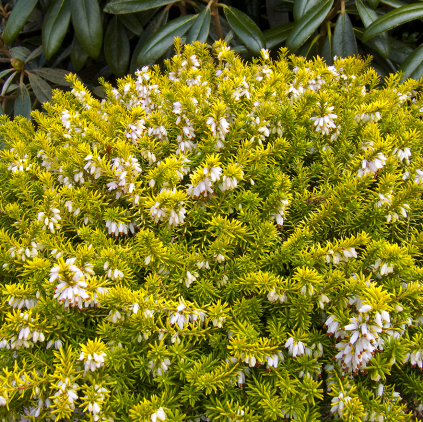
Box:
[1,41,423,421]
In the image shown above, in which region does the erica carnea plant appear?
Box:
[0,40,423,421]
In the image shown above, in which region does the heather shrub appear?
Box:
[1,41,423,421]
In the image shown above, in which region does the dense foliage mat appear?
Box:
[1,42,423,421]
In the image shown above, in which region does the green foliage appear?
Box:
[0,40,74,124]
[0,41,423,420]
[222,6,265,56]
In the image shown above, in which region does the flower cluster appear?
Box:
[394,147,412,164]
[267,289,287,304]
[330,392,352,418]
[38,207,61,233]
[79,340,107,373]
[61,110,72,129]
[141,147,157,165]
[104,263,124,281]
[326,304,393,375]
[214,252,225,262]
[49,258,103,310]
[357,153,387,178]
[270,199,289,227]
[8,295,37,310]
[250,116,270,144]
[317,293,330,309]
[219,174,241,192]
[7,153,31,173]
[325,248,358,265]
[285,337,307,358]
[179,270,198,288]
[414,169,423,185]
[169,303,189,329]
[266,352,284,371]
[107,156,142,199]
[197,260,210,270]
[125,120,146,145]
[232,78,251,102]
[387,206,409,223]
[123,67,162,117]
[108,309,124,323]
[225,357,250,388]
[72,88,89,105]
[0,312,45,349]
[245,355,262,368]
[215,275,228,288]
[405,348,423,369]
[173,100,198,154]
[168,303,205,332]
[375,192,392,207]
[52,378,79,413]
[354,111,381,124]
[105,219,136,236]
[373,258,394,276]
[149,198,186,228]
[188,165,222,198]
[149,125,168,142]
[206,116,230,148]
[151,407,167,422]
[8,241,41,262]
[148,358,171,378]
[210,309,225,328]
[46,338,64,350]
[310,106,338,135]
[23,398,51,418]
[83,154,104,180]
[84,385,109,422]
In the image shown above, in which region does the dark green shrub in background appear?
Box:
[0,0,422,118]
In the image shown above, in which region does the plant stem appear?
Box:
[177,1,187,15]
[323,0,342,25]
[162,3,174,21]
[0,46,12,58]
[211,0,223,40]
[0,95,17,100]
